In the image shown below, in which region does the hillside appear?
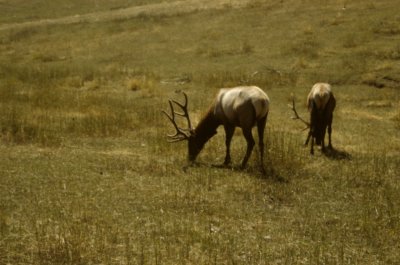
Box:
[0,0,399,264]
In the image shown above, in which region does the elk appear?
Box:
[291,83,336,154]
[162,86,270,172]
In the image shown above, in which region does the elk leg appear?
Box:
[257,115,268,172]
[241,128,255,169]
[310,136,315,155]
[223,125,235,165]
[307,109,317,151]
[327,115,333,149]
[321,127,327,152]
[328,125,332,149]
[305,130,312,146]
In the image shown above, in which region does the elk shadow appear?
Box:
[211,163,288,183]
[323,147,351,160]
[182,161,207,172]
[183,161,227,172]
[183,162,287,182]
[262,167,289,183]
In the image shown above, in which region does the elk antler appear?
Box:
[162,92,193,142]
[289,94,310,130]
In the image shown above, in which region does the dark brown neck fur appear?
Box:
[194,105,221,145]
[188,104,222,162]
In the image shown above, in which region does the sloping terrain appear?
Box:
[0,0,252,31]
[0,0,399,264]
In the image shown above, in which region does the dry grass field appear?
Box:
[0,0,399,264]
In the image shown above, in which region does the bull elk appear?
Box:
[291,83,336,154]
[162,86,270,172]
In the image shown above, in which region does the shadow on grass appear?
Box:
[323,147,352,160]
[182,161,288,183]
[261,166,289,183]
[210,163,288,183]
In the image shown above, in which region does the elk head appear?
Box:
[289,94,310,130]
[162,92,202,162]
[290,94,318,152]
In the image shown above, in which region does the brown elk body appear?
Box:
[163,86,270,171]
[306,83,336,154]
[291,83,336,154]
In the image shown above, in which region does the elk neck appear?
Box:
[193,105,221,145]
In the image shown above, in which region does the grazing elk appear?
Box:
[162,86,270,172]
[291,83,336,154]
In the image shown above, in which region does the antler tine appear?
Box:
[289,94,310,128]
[162,99,190,142]
[170,92,192,130]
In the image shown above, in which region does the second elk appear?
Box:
[291,83,336,154]
[162,86,270,172]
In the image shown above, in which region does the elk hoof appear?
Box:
[223,160,231,166]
